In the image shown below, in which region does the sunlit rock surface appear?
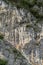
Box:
[0,0,43,65]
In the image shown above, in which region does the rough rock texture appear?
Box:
[0,39,31,65]
[0,0,43,65]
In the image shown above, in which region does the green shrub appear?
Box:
[0,33,4,40]
[13,48,25,61]
[0,59,7,65]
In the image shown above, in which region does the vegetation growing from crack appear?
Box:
[13,47,25,61]
[3,0,43,18]
[0,59,7,65]
[0,33,4,40]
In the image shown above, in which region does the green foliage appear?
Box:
[3,0,43,19]
[13,48,22,57]
[13,48,18,53]
[0,59,7,65]
[26,24,32,28]
[36,0,43,7]
[35,42,40,46]
[0,33,4,40]
[3,0,36,8]
[13,48,25,61]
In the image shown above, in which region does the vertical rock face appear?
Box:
[0,0,43,65]
[0,0,33,46]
